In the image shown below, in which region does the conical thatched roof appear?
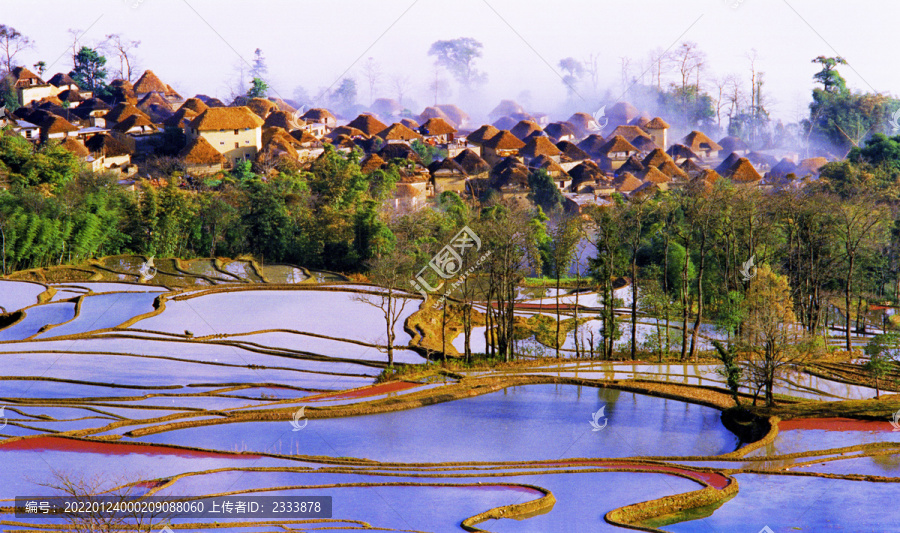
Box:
[133,70,169,94]
[436,104,469,127]
[325,125,367,140]
[179,136,226,165]
[61,137,90,157]
[490,156,529,189]
[642,148,675,169]
[520,135,561,159]
[245,98,277,119]
[545,122,576,140]
[643,117,670,130]
[48,72,78,87]
[606,101,640,124]
[378,123,422,142]
[715,152,742,175]
[301,108,336,122]
[657,160,687,179]
[360,153,386,173]
[466,124,500,145]
[348,113,388,136]
[112,113,156,132]
[419,117,457,136]
[599,135,638,155]
[614,172,643,193]
[104,103,151,124]
[667,143,700,161]
[483,130,525,151]
[179,97,209,114]
[638,166,671,184]
[453,149,490,175]
[682,131,723,153]
[723,157,762,183]
[718,135,748,153]
[371,98,403,117]
[631,135,658,153]
[617,155,645,175]
[577,134,606,157]
[530,154,567,175]
[510,120,543,141]
[492,116,517,131]
[430,157,467,177]
[489,100,524,119]
[163,107,198,128]
[85,133,132,157]
[608,125,652,143]
[419,106,456,128]
[556,140,590,161]
[679,158,704,175]
[264,110,300,131]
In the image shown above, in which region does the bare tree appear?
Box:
[360,57,382,105]
[648,47,672,91]
[356,239,417,367]
[673,41,705,106]
[428,65,451,106]
[36,471,161,532]
[390,73,411,107]
[104,33,141,81]
[0,24,32,72]
[583,52,601,98]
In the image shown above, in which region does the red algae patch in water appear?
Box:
[779,417,895,432]
[0,436,262,459]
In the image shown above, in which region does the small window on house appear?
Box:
[220,141,225,145]
[235,142,239,149]
[245,140,249,144]
[234,129,239,135]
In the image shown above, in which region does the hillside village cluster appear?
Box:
[1,66,830,212]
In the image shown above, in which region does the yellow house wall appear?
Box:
[187,126,261,165]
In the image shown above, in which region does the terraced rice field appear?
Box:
[0,256,898,532]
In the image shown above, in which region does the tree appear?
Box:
[330,78,357,111]
[361,57,381,105]
[621,196,654,360]
[390,73,411,106]
[69,46,108,93]
[587,202,625,360]
[833,195,886,351]
[740,264,809,406]
[812,56,848,95]
[558,57,583,98]
[527,169,564,213]
[428,65,451,106]
[247,77,269,98]
[864,331,900,398]
[711,340,743,407]
[0,25,31,72]
[356,237,416,367]
[427,38,487,92]
[250,48,268,79]
[32,60,46,76]
[104,34,140,81]
[546,215,581,358]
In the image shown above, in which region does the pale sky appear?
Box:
[2,0,896,123]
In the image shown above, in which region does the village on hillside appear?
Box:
[1,65,832,212]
